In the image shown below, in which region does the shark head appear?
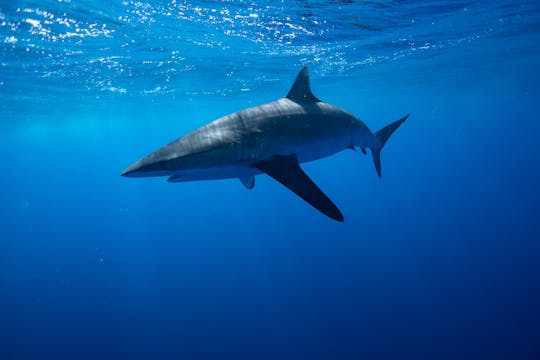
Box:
[121,156,170,177]
[121,125,238,178]
[121,140,183,177]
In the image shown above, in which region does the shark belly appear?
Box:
[167,165,260,182]
[292,137,351,164]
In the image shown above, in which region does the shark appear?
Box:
[121,67,408,222]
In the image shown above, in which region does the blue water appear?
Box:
[1,1,540,359]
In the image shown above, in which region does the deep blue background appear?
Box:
[1,1,540,359]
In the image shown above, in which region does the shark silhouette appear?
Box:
[122,67,408,221]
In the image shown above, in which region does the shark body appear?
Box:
[122,67,408,221]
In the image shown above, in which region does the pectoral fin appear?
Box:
[167,175,185,183]
[253,154,344,222]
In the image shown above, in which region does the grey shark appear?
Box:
[122,67,408,221]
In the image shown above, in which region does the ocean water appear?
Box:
[1,0,540,359]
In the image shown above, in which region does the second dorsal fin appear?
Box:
[285,67,321,103]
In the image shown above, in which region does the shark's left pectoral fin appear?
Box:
[168,175,185,183]
[253,154,344,222]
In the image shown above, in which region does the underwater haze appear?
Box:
[1,0,540,359]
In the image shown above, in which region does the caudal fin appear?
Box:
[371,114,409,178]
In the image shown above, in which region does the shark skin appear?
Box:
[121,67,408,221]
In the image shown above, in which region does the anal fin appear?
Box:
[253,154,344,222]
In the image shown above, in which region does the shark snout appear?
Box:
[121,161,144,177]
[121,159,167,177]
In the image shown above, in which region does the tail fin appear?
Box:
[371,114,409,178]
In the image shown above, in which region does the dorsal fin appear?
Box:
[285,67,321,103]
